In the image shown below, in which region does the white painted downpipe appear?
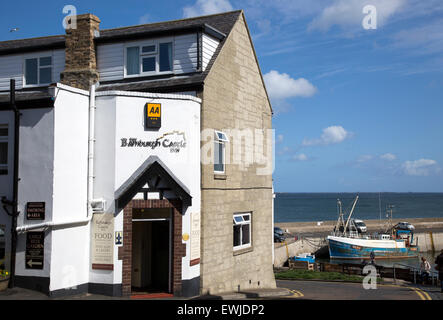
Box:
[87,82,97,219]
[16,83,98,234]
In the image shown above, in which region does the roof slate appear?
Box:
[0,11,242,92]
[0,11,241,54]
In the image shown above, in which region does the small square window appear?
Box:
[142,56,156,72]
[142,45,156,53]
[39,56,52,66]
[39,67,52,84]
[234,216,244,224]
[216,131,229,142]
[0,126,7,137]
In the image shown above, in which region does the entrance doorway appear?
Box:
[131,209,172,294]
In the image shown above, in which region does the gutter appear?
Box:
[15,82,99,234]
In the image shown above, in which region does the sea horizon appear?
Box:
[274,192,443,223]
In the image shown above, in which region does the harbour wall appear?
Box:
[273,231,443,267]
[274,237,325,268]
[415,232,443,253]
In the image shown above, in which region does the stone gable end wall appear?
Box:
[200,13,275,295]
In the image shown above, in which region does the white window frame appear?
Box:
[124,38,174,78]
[0,124,8,175]
[233,212,252,251]
[23,52,53,87]
[214,130,229,174]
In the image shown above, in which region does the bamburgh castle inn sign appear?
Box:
[120,131,187,153]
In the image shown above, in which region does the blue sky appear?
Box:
[1,0,443,192]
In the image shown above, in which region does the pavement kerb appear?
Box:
[194,288,292,300]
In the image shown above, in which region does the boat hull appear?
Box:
[327,236,419,259]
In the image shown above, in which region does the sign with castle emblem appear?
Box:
[146,103,161,128]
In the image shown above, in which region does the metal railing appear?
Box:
[393,263,440,286]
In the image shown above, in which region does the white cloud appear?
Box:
[302,125,352,146]
[391,19,443,56]
[308,0,406,32]
[183,0,233,18]
[139,13,150,25]
[276,134,284,144]
[263,70,317,100]
[293,153,308,161]
[402,159,439,176]
[380,153,396,161]
[357,154,373,163]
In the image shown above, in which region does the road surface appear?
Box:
[276,279,435,300]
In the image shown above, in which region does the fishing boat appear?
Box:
[327,195,419,260]
[290,253,315,264]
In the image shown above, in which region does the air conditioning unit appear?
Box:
[90,199,106,212]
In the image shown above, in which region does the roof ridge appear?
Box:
[101,10,243,33]
[0,34,65,45]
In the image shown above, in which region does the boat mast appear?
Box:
[344,195,359,235]
[378,192,382,222]
[335,199,344,234]
[385,204,394,234]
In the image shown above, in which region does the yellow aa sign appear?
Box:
[146,103,162,128]
[147,103,161,117]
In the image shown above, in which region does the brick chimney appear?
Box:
[60,14,101,90]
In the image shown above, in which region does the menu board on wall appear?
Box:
[190,211,201,266]
[25,232,44,269]
[91,213,114,270]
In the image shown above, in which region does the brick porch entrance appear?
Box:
[119,199,186,296]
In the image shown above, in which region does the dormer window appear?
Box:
[125,41,173,76]
[25,56,52,86]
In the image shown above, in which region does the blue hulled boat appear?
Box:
[327,196,419,260]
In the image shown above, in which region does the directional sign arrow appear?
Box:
[27,259,42,268]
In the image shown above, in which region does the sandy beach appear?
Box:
[276,217,443,236]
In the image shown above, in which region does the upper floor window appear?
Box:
[0,124,8,175]
[214,130,229,174]
[25,56,52,86]
[126,42,173,76]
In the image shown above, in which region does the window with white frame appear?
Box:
[0,124,8,175]
[233,212,251,250]
[214,130,228,173]
[126,41,173,76]
[24,56,52,86]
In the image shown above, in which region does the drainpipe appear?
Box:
[87,82,97,218]
[15,82,99,234]
[9,79,20,288]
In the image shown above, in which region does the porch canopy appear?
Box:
[114,155,192,211]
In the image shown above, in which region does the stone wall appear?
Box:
[274,238,325,268]
[200,13,275,295]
